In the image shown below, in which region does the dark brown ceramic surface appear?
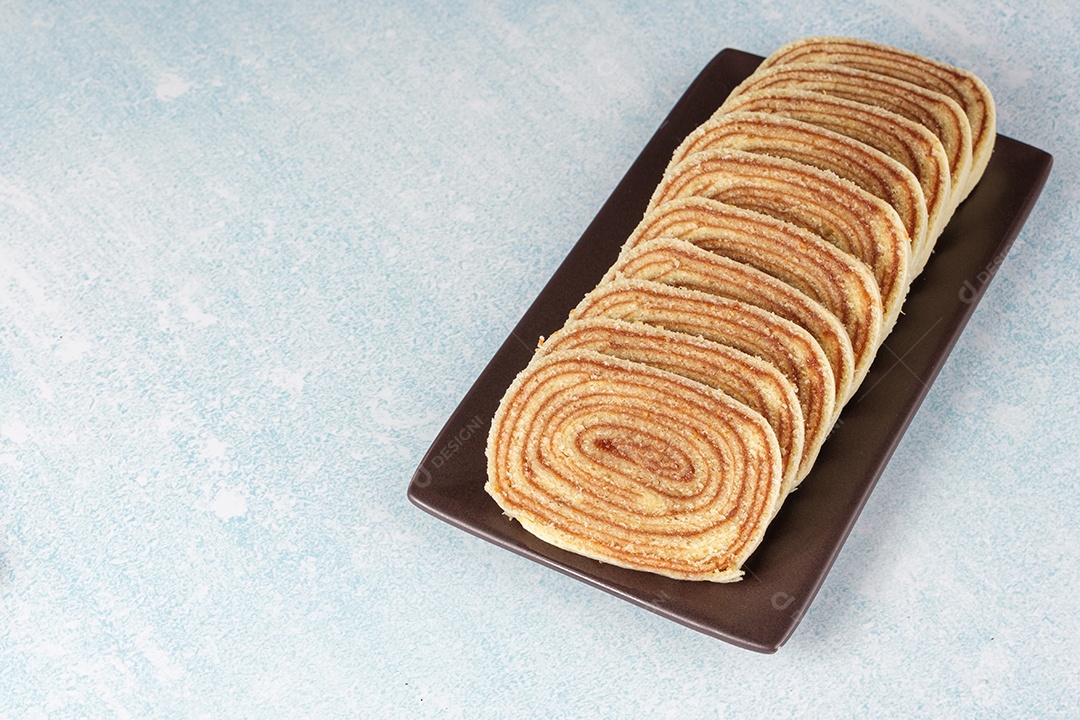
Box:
[407,49,1053,653]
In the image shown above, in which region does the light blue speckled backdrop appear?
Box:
[1,1,1077,717]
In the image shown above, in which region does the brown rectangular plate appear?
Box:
[407,48,1053,652]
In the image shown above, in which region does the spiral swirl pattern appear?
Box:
[485,350,783,581]
[569,278,835,480]
[540,318,805,497]
[649,148,911,333]
[608,237,856,405]
[626,198,884,390]
[719,88,953,245]
[756,36,995,198]
[726,63,973,201]
[668,111,930,268]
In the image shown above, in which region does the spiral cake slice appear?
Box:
[540,317,805,497]
[756,35,996,197]
[719,88,952,244]
[485,349,784,581]
[648,148,911,333]
[725,62,973,206]
[668,111,930,273]
[606,237,856,406]
[627,198,884,385]
[569,278,835,482]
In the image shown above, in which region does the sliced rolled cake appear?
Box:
[718,88,953,245]
[724,62,973,206]
[485,349,783,581]
[626,198,884,386]
[483,37,999,583]
[606,237,856,406]
[756,35,996,197]
[540,318,805,497]
[648,148,911,333]
[668,111,931,273]
[568,278,835,482]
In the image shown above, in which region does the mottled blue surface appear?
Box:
[1,1,1077,717]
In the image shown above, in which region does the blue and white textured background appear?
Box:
[1,1,1077,717]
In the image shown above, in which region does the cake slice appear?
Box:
[648,148,911,333]
[668,111,930,274]
[606,237,856,406]
[756,35,996,197]
[626,198,884,385]
[718,88,952,244]
[724,62,973,206]
[540,317,805,497]
[485,349,784,582]
[569,278,836,482]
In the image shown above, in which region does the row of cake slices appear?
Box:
[483,38,997,581]
[539,37,997,505]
